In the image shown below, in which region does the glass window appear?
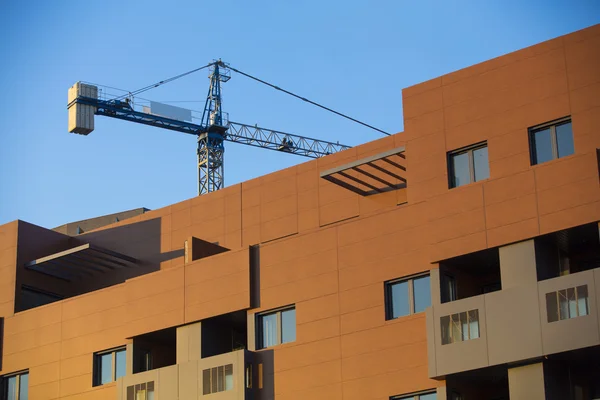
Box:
[546,285,590,323]
[386,274,431,320]
[532,128,553,164]
[440,309,480,345]
[2,372,28,400]
[281,308,296,344]
[473,146,490,181]
[100,353,113,385]
[448,143,489,188]
[413,275,431,313]
[257,306,296,349]
[260,313,278,348]
[451,152,470,188]
[116,349,126,379]
[392,391,437,399]
[530,118,574,165]
[202,365,233,395]
[556,121,575,158]
[94,347,127,386]
[390,281,409,318]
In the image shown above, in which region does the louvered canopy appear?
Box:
[24,243,138,281]
[320,146,406,196]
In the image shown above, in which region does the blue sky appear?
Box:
[0,1,598,228]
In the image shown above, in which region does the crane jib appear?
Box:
[71,96,352,159]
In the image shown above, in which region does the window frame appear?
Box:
[546,284,589,323]
[1,370,28,400]
[447,142,489,188]
[93,346,126,386]
[385,273,431,321]
[256,305,296,350]
[391,389,437,399]
[528,116,573,165]
[441,309,480,345]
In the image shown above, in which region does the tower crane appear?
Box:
[67,60,385,195]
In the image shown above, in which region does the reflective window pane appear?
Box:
[546,292,559,322]
[440,315,451,345]
[19,373,28,400]
[225,364,234,391]
[6,376,17,400]
[413,276,431,313]
[558,289,569,320]
[115,350,126,380]
[556,122,574,158]
[577,285,589,316]
[260,313,278,348]
[451,152,470,187]
[281,309,296,344]
[533,128,553,164]
[100,353,113,385]
[460,312,469,341]
[390,281,409,318]
[469,310,480,339]
[473,146,489,181]
[420,393,437,400]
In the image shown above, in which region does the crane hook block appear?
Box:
[67,82,98,135]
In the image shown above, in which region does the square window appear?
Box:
[256,306,296,349]
[385,274,431,320]
[1,371,28,400]
[448,143,489,188]
[94,347,126,386]
[529,118,574,165]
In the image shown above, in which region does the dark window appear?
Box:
[1,371,28,400]
[256,306,296,349]
[546,285,589,322]
[202,365,233,395]
[441,309,480,345]
[94,347,126,386]
[448,143,489,188]
[391,390,437,399]
[529,118,574,165]
[385,274,431,320]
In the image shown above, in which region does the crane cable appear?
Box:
[114,63,213,100]
[227,65,391,136]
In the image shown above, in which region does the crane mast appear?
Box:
[198,61,230,195]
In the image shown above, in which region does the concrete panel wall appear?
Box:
[538,269,600,354]
[508,363,546,400]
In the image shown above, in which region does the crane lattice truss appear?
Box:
[68,61,353,195]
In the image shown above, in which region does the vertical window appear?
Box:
[94,347,126,386]
[256,306,296,349]
[441,309,480,345]
[391,390,437,399]
[448,142,489,188]
[202,365,233,395]
[546,285,589,322]
[385,274,431,320]
[1,371,28,400]
[529,118,574,165]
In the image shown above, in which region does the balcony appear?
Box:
[116,349,254,400]
[427,267,600,378]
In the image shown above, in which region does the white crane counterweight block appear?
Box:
[68,82,98,135]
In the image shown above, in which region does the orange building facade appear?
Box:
[1,24,600,400]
